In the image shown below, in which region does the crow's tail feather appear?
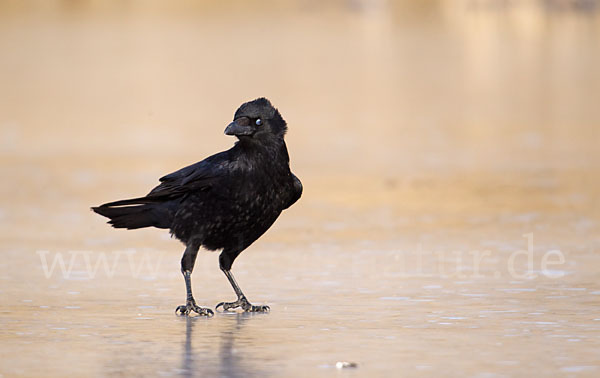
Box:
[92,197,174,230]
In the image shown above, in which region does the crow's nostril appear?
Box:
[234,116,250,126]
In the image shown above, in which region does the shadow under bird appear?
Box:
[92,98,302,316]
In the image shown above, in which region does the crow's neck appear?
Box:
[235,136,289,164]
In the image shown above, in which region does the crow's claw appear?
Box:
[175,300,214,317]
[215,296,270,313]
[252,304,270,312]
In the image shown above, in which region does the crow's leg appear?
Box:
[215,252,269,313]
[216,269,270,312]
[175,242,213,317]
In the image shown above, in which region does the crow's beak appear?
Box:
[225,118,254,136]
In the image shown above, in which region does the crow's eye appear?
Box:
[255,118,262,126]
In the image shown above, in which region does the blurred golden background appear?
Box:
[1,0,598,247]
[1,1,599,376]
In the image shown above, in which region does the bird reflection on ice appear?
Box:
[180,313,263,377]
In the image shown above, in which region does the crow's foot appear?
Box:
[215,296,269,313]
[175,300,214,317]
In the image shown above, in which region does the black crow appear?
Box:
[92,98,302,316]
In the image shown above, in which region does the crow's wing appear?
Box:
[147,151,230,199]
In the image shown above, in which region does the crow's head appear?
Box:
[225,98,287,141]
